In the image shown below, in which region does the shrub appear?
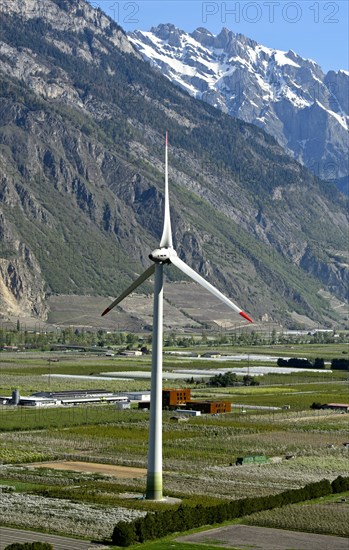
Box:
[135,513,158,543]
[313,358,325,369]
[112,521,137,547]
[331,359,349,371]
[277,358,312,368]
[306,479,332,499]
[332,475,349,493]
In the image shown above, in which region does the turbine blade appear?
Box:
[159,131,173,248]
[101,264,156,316]
[170,256,253,323]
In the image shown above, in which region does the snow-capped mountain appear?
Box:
[129,25,349,192]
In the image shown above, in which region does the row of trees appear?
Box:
[277,357,349,371]
[2,326,347,352]
[112,476,349,546]
[277,357,324,368]
[208,372,259,387]
[0,327,147,350]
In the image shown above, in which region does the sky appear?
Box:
[88,0,348,72]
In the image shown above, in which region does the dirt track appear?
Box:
[27,460,147,478]
[177,524,349,549]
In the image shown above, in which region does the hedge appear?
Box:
[112,476,348,546]
[332,475,349,493]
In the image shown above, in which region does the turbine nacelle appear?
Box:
[149,247,177,264]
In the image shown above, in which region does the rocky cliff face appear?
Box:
[0,212,47,318]
[130,24,349,191]
[0,0,348,325]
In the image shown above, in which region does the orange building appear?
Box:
[185,400,231,414]
[162,389,191,408]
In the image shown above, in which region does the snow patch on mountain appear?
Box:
[129,24,349,188]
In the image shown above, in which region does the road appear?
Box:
[0,527,108,550]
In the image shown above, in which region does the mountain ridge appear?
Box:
[0,0,348,328]
[129,24,349,192]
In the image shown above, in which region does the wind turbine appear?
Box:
[102,132,253,500]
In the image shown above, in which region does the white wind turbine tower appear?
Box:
[102,132,253,500]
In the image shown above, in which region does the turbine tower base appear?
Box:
[146,263,164,501]
[145,472,163,501]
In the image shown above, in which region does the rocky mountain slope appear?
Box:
[0,0,348,326]
[129,24,349,192]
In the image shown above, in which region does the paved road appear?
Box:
[0,527,108,550]
[177,524,349,550]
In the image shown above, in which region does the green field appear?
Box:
[0,347,348,542]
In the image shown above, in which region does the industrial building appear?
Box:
[125,392,150,401]
[138,389,231,415]
[2,387,231,414]
[1,389,131,407]
[174,409,201,417]
[32,390,129,405]
[185,400,231,414]
[162,388,191,408]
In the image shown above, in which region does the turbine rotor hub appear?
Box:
[149,247,177,264]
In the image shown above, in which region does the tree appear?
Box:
[112,521,137,546]
[135,513,158,542]
[332,475,349,493]
[209,372,238,387]
[242,375,259,386]
[126,333,137,346]
[97,329,105,347]
[313,357,325,369]
[270,328,277,344]
[331,358,349,371]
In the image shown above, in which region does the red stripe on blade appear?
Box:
[240,311,253,323]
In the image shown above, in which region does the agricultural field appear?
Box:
[243,492,349,537]
[0,346,348,542]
